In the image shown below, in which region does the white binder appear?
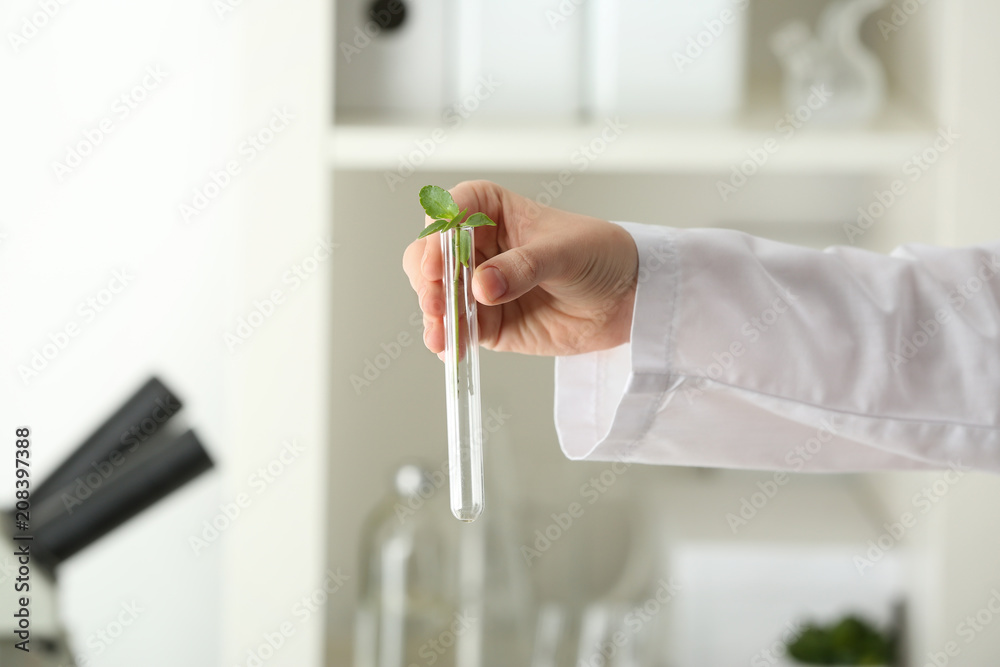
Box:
[336,0,448,117]
[451,0,584,119]
[586,0,749,119]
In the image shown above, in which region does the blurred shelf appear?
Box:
[330,95,936,175]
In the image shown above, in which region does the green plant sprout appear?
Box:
[416,185,496,377]
[786,615,895,665]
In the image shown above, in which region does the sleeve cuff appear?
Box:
[554,222,680,462]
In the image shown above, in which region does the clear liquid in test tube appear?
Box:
[441,226,485,522]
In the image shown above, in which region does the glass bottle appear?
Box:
[354,465,458,667]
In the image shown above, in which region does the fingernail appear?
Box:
[479,266,507,302]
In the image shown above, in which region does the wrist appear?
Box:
[609,221,639,347]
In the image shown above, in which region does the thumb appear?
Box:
[472,242,565,306]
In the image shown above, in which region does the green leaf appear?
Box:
[463,212,496,228]
[446,207,468,231]
[419,185,459,221]
[417,218,450,239]
[458,228,471,268]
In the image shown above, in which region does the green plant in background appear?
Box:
[786,615,895,665]
[416,185,496,376]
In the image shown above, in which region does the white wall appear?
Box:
[932,0,1000,663]
[3,1,249,665]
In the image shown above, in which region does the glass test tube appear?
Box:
[441,226,485,522]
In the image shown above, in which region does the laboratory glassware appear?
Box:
[441,226,485,522]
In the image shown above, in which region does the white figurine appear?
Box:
[772,0,887,125]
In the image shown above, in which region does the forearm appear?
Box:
[555,223,1000,472]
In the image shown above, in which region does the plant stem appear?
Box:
[453,229,461,388]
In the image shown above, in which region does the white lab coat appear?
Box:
[554,222,1000,473]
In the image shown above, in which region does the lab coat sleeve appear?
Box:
[554,222,1000,473]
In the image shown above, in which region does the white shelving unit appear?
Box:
[324,1,1000,665]
[330,96,934,174]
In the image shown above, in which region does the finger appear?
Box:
[426,180,513,281]
[403,237,425,292]
[476,302,502,350]
[449,180,510,230]
[422,222,444,282]
[472,240,568,306]
[423,312,445,353]
[419,278,445,318]
[450,180,513,258]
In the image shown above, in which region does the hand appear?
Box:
[402,180,639,357]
